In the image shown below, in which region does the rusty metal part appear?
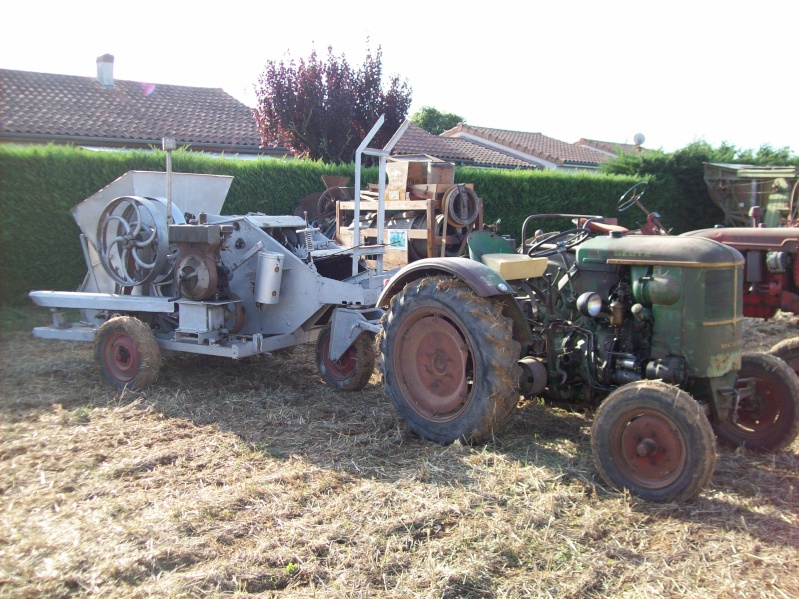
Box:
[443,184,480,227]
[175,246,218,300]
[395,310,471,422]
[316,185,355,228]
[611,410,688,489]
[293,192,324,219]
[315,327,376,392]
[731,374,787,441]
[224,294,246,334]
[316,188,339,219]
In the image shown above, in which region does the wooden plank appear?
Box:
[337,200,442,211]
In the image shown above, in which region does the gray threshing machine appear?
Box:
[29,117,405,392]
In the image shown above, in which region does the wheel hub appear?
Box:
[325,347,355,380]
[616,412,686,489]
[430,350,451,376]
[116,345,131,364]
[398,313,471,420]
[635,438,658,458]
[104,333,140,382]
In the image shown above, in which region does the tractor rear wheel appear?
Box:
[715,352,799,451]
[95,316,161,390]
[316,327,376,391]
[769,336,799,377]
[379,276,520,445]
[591,381,716,502]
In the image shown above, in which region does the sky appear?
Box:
[2,0,796,154]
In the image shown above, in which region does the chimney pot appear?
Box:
[96,54,114,88]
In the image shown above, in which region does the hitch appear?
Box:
[328,307,384,361]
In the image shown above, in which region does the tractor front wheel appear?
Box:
[379,276,520,445]
[95,316,161,390]
[591,381,716,502]
[316,327,376,391]
[715,352,799,451]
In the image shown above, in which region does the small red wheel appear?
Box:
[591,381,716,502]
[94,316,161,390]
[316,327,376,391]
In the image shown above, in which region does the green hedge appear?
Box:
[458,167,717,238]
[0,145,719,305]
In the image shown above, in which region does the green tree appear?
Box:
[411,106,465,135]
[253,44,412,163]
[735,144,799,166]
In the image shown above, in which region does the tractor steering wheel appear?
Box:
[618,181,649,212]
[527,228,590,257]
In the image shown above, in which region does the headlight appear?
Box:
[576,292,603,317]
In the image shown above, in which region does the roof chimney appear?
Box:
[96,54,114,88]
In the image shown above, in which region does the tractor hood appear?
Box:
[575,233,744,268]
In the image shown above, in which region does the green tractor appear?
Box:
[377,184,799,502]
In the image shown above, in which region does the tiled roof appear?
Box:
[446,137,543,169]
[442,123,613,167]
[576,138,648,156]
[392,124,473,161]
[393,123,539,169]
[0,68,272,153]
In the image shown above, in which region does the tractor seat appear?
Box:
[467,230,515,260]
[467,230,548,280]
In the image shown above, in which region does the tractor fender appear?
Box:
[377,257,512,308]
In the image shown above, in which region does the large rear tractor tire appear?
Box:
[591,381,716,503]
[95,316,161,390]
[714,352,799,451]
[379,276,520,445]
[316,327,376,391]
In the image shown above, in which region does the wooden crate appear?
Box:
[386,160,427,192]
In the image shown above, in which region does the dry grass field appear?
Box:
[1,308,798,598]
